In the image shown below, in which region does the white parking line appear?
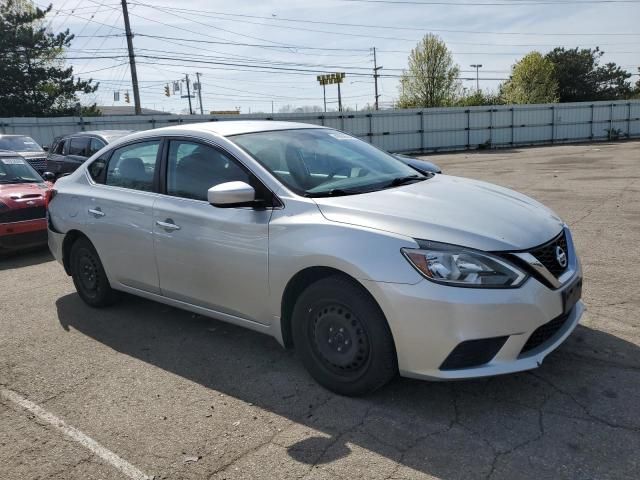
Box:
[1,387,151,480]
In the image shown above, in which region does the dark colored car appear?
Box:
[0,135,48,173]
[46,130,133,177]
[0,152,54,253]
[392,153,442,175]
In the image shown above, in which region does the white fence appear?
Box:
[2,100,639,153]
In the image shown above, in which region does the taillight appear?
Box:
[44,188,57,209]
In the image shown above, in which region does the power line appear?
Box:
[131,2,640,37]
[337,0,640,4]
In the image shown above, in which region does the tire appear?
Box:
[292,275,397,396]
[69,237,118,307]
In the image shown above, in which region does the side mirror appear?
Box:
[42,145,49,152]
[41,171,56,182]
[207,181,255,207]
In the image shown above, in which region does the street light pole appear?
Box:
[470,64,483,92]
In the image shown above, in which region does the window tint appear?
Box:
[167,141,249,201]
[68,137,90,156]
[53,139,66,155]
[88,154,109,183]
[106,141,160,191]
[88,138,106,156]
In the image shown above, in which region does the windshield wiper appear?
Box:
[305,188,364,198]
[11,177,40,183]
[385,175,427,188]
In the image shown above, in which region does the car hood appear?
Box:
[15,151,46,157]
[0,182,48,205]
[312,174,563,251]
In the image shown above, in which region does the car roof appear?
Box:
[65,130,134,140]
[152,121,325,138]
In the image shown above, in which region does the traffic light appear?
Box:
[124,91,130,103]
[164,84,170,97]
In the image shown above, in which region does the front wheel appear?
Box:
[69,237,118,308]
[292,276,397,396]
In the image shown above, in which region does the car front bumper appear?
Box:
[0,219,47,252]
[363,264,583,380]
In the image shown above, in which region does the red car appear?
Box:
[0,152,54,253]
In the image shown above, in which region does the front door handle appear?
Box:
[156,219,181,231]
[88,208,105,217]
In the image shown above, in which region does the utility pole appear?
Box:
[373,47,382,110]
[184,74,193,115]
[121,0,141,115]
[337,82,342,112]
[195,72,204,115]
[470,64,483,92]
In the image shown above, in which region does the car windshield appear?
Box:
[0,157,42,183]
[0,136,43,152]
[231,128,425,197]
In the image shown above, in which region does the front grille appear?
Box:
[24,156,47,172]
[440,336,509,370]
[0,206,46,223]
[519,311,571,356]
[530,231,569,278]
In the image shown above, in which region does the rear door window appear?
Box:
[88,138,106,156]
[68,137,90,157]
[53,139,66,155]
[105,140,160,192]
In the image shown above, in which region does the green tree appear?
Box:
[501,52,558,104]
[0,0,99,117]
[454,90,503,107]
[397,34,460,108]
[545,47,632,102]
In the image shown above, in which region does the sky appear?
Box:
[37,0,640,114]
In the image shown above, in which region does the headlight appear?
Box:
[402,240,527,288]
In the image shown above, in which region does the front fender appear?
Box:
[267,199,423,320]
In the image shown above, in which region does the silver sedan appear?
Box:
[48,121,583,396]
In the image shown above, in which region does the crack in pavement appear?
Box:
[529,371,640,433]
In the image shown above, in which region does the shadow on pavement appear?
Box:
[0,247,52,271]
[55,292,640,479]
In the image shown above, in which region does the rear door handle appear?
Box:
[88,208,105,217]
[156,219,181,231]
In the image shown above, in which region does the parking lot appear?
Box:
[1,140,639,480]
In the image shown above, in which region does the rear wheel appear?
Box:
[292,276,397,396]
[69,237,118,307]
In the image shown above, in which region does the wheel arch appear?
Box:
[61,229,91,275]
[279,266,396,354]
